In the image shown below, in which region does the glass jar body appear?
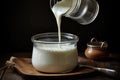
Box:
[31,32,79,73]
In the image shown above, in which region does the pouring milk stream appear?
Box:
[52,0,73,42]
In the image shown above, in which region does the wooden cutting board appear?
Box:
[11,56,95,77]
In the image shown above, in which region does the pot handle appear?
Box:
[90,37,98,42]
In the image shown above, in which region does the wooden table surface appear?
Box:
[0,52,120,80]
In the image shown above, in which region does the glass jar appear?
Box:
[50,0,99,25]
[85,38,108,60]
[31,32,79,73]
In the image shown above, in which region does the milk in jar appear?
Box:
[31,33,79,73]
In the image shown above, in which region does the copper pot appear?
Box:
[85,38,108,60]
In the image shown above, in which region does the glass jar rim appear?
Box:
[31,32,79,44]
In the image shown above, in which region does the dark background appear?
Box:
[1,0,120,55]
